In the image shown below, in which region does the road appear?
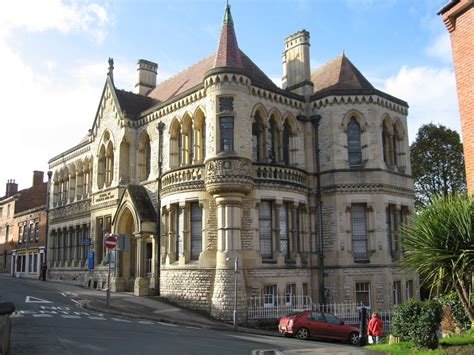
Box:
[0,275,361,355]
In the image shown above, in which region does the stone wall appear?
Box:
[160,268,215,312]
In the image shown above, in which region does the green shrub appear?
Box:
[438,292,471,333]
[391,299,443,349]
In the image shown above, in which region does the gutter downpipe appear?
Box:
[156,122,165,296]
[297,113,325,304]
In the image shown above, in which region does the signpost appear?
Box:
[83,238,91,246]
[105,234,117,308]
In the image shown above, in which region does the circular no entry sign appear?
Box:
[105,235,117,249]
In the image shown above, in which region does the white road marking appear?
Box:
[111,318,131,323]
[61,315,81,319]
[89,316,106,320]
[158,322,177,327]
[25,296,52,304]
[70,299,81,305]
[138,320,155,324]
[184,326,199,330]
[33,314,52,318]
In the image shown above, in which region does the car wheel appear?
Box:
[296,327,309,340]
[348,332,359,345]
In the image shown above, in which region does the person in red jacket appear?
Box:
[367,312,383,344]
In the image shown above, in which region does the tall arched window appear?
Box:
[348,117,362,165]
[252,111,265,162]
[382,121,393,166]
[194,109,206,163]
[98,146,106,188]
[182,115,193,165]
[282,121,291,165]
[138,133,151,181]
[106,142,114,186]
[119,141,130,183]
[169,119,181,168]
[268,116,278,163]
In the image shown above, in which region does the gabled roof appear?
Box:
[311,54,373,94]
[115,89,157,119]
[310,54,408,107]
[121,184,156,223]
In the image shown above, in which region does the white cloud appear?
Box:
[383,65,460,142]
[0,0,109,43]
[426,32,453,63]
[0,1,110,191]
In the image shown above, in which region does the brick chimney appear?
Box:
[32,171,44,187]
[5,179,18,197]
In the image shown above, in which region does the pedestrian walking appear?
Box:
[40,262,47,281]
[367,312,383,344]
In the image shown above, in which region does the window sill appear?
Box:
[262,259,277,264]
[353,258,370,264]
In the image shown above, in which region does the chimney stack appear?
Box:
[135,59,158,95]
[5,179,18,197]
[282,30,313,97]
[32,171,44,187]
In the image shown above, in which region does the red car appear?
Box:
[279,310,360,345]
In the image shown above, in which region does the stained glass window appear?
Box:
[348,117,362,165]
[259,201,273,259]
[190,202,202,260]
[219,116,234,152]
[351,204,368,260]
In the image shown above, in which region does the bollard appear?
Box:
[359,307,368,346]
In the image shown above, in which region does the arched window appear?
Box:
[252,111,265,162]
[268,116,278,163]
[138,133,151,181]
[169,119,181,168]
[182,115,193,165]
[119,141,130,183]
[194,109,206,163]
[282,121,291,165]
[106,142,114,185]
[382,120,393,166]
[98,145,106,189]
[348,117,362,165]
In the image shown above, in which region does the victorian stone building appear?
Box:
[47,5,415,321]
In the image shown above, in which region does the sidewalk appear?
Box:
[8,276,379,355]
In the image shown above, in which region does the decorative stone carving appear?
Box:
[50,199,91,222]
[161,165,205,196]
[205,157,254,195]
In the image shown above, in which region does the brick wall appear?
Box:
[442,1,474,191]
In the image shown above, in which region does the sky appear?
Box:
[0,0,460,191]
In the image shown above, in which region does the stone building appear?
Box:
[0,171,48,278]
[438,0,474,192]
[47,5,416,320]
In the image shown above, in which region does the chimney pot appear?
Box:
[135,59,158,96]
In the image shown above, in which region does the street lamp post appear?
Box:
[233,256,238,332]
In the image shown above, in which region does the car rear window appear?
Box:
[284,311,303,318]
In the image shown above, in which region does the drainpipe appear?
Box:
[156,122,165,295]
[297,114,325,304]
[45,171,52,272]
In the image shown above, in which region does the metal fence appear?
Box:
[247,297,393,333]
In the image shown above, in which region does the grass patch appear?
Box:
[365,334,474,354]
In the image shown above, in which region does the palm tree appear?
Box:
[401,194,474,323]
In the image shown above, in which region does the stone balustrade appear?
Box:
[253,163,308,188]
[161,165,205,195]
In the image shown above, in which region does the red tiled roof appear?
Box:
[311,54,374,94]
[214,4,242,68]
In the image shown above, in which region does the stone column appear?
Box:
[134,235,149,296]
[274,201,285,265]
[205,156,253,323]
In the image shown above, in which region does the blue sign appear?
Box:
[88,250,94,269]
[83,238,91,246]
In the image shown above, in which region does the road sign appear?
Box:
[83,238,91,246]
[105,235,117,249]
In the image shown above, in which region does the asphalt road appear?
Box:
[0,276,360,355]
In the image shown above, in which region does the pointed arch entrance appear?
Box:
[115,206,137,291]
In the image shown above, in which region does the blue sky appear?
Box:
[0,0,459,190]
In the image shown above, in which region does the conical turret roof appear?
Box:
[213,3,243,68]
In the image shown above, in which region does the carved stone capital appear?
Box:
[205,157,254,195]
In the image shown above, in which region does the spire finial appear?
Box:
[223,1,233,25]
[108,57,114,84]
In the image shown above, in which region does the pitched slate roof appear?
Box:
[310,54,408,107]
[115,89,157,119]
[125,184,156,222]
[311,54,374,94]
